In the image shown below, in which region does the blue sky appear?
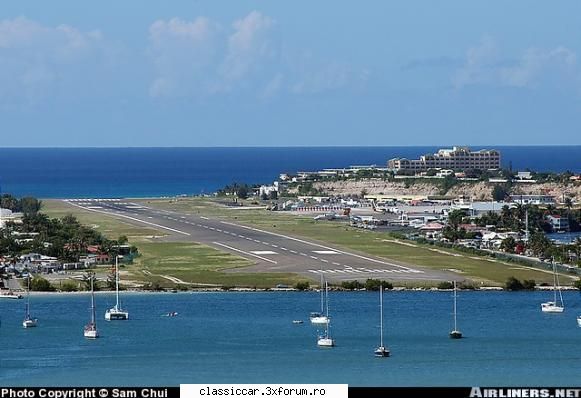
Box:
[1,1,581,147]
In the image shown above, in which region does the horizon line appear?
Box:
[1,144,581,149]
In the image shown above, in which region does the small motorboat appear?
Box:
[292,320,303,324]
[163,311,178,317]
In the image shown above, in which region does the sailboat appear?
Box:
[317,281,335,347]
[310,272,329,325]
[374,285,390,357]
[105,256,129,320]
[84,276,99,339]
[541,260,564,313]
[449,281,462,339]
[22,277,37,328]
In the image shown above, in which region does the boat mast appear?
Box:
[90,276,96,325]
[453,280,458,331]
[25,277,30,317]
[320,272,324,314]
[552,259,558,304]
[379,285,384,347]
[525,209,529,243]
[115,256,120,309]
[325,281,330,337]
[554,260,564,307]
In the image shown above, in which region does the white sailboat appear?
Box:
[374,286,390,357]
[22,277,37,328]
[449,280,462,339]
[310,272,329,325]
[105,256,129,320]
[577,316,581,327]
[541,261,564,313]
[84,276,99,339]
[317,281,335,347]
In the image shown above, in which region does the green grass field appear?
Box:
[132,241,308,288]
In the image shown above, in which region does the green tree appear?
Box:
[117,235,129,245]
[522,280,536,290]
[492,185,509,201]
[30,276,55,292]
[437,281,454,289]
[365,279,381,291]
[447,209,465,230]
[341,280,363,290]
[295,281,310,291]
[20,197,42,215]
[59,281,79,292]
[236,185,249,199]
[528,231,552,257]
[505,277,524,291]
[500,236,516,253]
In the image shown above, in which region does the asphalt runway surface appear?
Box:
[63,199,457,282]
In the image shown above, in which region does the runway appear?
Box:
[63,199,456,282]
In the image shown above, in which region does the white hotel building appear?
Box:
[388,146,501,172]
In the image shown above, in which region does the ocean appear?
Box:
[0,146,579,198]
[1,291,580,386]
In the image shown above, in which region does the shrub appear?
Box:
[59,281,78,292]
[341,280,363,290]
[505,277,524,291]
[295,281,310,291]
[30,276,55,292]
[437,281,454,290]
[522,280,536,290]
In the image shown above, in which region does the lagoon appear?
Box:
[1,291,580,386]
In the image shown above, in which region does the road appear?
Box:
[63,199,456,283]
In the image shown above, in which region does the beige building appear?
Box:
[388,146,500,172]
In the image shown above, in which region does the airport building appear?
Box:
[388,146,501,172]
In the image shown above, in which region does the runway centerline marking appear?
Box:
[212,242,277,264]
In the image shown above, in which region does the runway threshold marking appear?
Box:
[66,202,191,236]
[219,221,417,272]
[212,242,278,264]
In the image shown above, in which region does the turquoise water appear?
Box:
[1,291,580,386]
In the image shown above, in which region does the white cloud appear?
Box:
[148,11,364,99]
[220,11,275,82]
[148,17,221,98]
[454,37,580,91]
[500,47,577,88]
[452,36,499,89]
[0,17,110,104]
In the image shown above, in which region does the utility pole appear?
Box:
[525,209,529,243]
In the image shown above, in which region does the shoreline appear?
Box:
[5,285,578,297]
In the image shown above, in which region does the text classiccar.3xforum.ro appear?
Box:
[0,389,169,398]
